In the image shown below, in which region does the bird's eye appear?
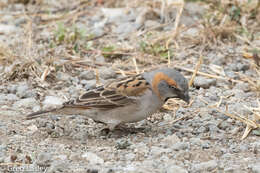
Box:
[169,85,176,89]
[169,85,181,91]
[169,85,175,88]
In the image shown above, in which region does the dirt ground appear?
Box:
[0,0,260,173]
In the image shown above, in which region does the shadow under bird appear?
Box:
[26,68,190,131]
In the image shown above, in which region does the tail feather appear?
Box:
[26,107,64,120]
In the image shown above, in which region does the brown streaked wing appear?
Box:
[63,74,150,109]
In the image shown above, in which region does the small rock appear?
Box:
[114,22,137,35]
[5,94,18,101]
[13,98,38,108]
[95,55,106,63]
[101,8,136,24]
[234,82,250,92]
[163,114,173,121]
[231,62,250,72]
[144,20,161,28]
[165,165,188,173]
[7,84,17,94]
[185,2,205,16]
[56,71,71,81]
[201,141,211,149]
[189,138,202,146]
[197,126,208,133]
[124,153,135,161]
[184,28,199,37]
[90,26,105,37]
[172,142,189,151]
[193,160,218,172]
[99,67,117,80]
[0,24,17,34]
[42,96,64,109]
[252,165,260,173]
[115,139,131,150]
[27,125,38,133]
[47,160,69,173]
[193,77,217,89]
[79,70,96,80]
[150,146,169,156]
[16,83,34,98]
[82,152,104,165]
[0,144,7,163]
[36,153,52,166]
[53,155,67,160]
[162,134,181,147]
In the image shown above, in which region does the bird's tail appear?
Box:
[26,106,64,120]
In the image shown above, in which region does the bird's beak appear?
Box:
[181,92,190,104]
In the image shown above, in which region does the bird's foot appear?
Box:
[100,125,145,136]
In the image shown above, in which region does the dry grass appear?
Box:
[0,0,260,139]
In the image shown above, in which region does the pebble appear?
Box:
[165,165,188,173]
[161,134,181,147]
[171,142,189,151]
[115,139,131,150]
[36,153,52,166]
[193,77,217,89]
[46,160,69,173]
[234,82,250,92]
[184,28,199,37]
[124,153,136,161]
[13,98,38,108]
[79,70,96,80]
[99,67,117,80]
[252,165,260,173]
[0,24,17,34]
[16,83,34,98]
[193,160,218,172]
[56,71,71,81]
[82,152,104,165]
[5,93,18,101]
[144,20,161,29]
[42,96,64,109]
[114,22,137,35]
[230,62,250,72]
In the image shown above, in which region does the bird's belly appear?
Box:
[95,98,163,124]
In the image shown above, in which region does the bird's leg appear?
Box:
[100,123,118,135]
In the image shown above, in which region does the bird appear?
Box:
[26,68,190,131]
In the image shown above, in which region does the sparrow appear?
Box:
[26,68,190,131]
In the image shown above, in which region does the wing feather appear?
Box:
[63,74,150,109]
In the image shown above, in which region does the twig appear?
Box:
[132,58,139,74]
[174,65,242,83]
[166,0,184,48]
[189,47,204,87]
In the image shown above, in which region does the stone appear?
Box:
[42,96,64,109]
[165,165,188,173]
[99,67,117,80]
[13,98,38,108]
[46,160,69,173]
[193,77,217,89]
[56,71,71,81]
[0,24,17,34]
[252,165,260,173]
[36,153,52,166]
[82,152,104,165]
[79,70,96,80]
[16,83,35,98]
[193,160,218,172]
[172,142,189,151]
[5,93,18,101]
[162,134,181,147]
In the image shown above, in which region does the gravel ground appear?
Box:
[0,1,260,173]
